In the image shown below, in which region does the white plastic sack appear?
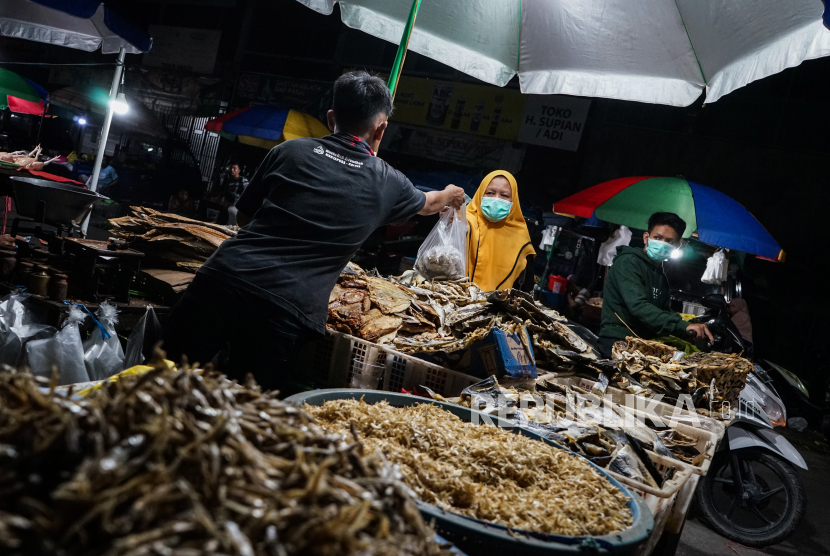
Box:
[27,305,89,385]
[415,203,468,280]
[702,250,729,284]
[597,226,632,266]
[123,306,162,368]
[83,301,125,381]
[0,291,55,367]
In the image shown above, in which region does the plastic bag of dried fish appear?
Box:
[415,204,468,280]
[26,304,89,385]
[82,301,125,381]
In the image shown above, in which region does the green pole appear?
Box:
[387,0,422,102]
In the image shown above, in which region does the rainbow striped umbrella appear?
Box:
[0,68,48,115]
[554,176,784,261]
[205,106,329,150]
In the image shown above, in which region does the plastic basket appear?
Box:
[304,330,482,397]
[287,389,654,556]
[544,375,721,476]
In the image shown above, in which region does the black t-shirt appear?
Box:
[200,134,426,333]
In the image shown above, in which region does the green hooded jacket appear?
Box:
[599,246,689,342]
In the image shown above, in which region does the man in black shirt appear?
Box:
[163,72,464,392]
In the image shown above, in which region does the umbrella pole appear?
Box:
[83,47,125,234]
[373,0,421,153]
[35,103,45,145]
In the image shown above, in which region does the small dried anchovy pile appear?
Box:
[0,364,452,556]
[308,399,633,537]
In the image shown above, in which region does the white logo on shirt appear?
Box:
[313,145,324,155]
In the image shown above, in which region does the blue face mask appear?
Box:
[645,238,675,261]
[481,197,512,222]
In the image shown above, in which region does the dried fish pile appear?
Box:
[108,206,236,270]
[327,265,595,363]
[307,399,633,537]
[547,337,750,417]
[431,376,689,489]
[0,365,452,556]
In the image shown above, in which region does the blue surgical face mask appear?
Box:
[645,237,675,261]
[481,197,512,222]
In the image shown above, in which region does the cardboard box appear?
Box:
[412,327,537,379]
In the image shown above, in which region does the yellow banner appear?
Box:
[390,76,525,141]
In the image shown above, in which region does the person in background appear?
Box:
[82,155,118,191]
[597,212,713,357]
[728,297,753,344]
[168,187,195,217]
[565,276,590,317]
[215,190,238,226]
[466,170,535,291]
[220,163,249,199]
[162,71,464,393]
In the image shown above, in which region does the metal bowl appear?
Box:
[10,176,109,225]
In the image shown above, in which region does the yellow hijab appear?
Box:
[466,170,536,291]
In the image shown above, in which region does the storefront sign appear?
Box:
[234,73,330,108]
[381,124,524,171]
[142,26,221,75]
[388,76,590,151]
[390,77,525,142]
[517,95,591,151]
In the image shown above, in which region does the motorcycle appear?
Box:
[687,294,807,546]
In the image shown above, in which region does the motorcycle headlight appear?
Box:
[743,378,787,427]
[756,388,787,427]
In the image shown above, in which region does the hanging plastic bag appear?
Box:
[597,226,632,266]
[26,305,89,385]
[83,301,125,381]
[123,306,162,368]
[702,250,727,284]
[415,203,468,280]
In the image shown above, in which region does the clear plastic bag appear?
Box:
[0,291,55,367]
[702,249,728,284]
[415,203,468,280]
[83,301,125,381]
[26,305,89,385]
[124,306,162,368]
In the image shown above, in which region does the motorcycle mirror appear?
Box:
[701,294,728,310]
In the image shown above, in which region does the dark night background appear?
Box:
[3,0,829,390]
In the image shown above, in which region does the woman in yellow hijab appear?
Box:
[466,170,536,291]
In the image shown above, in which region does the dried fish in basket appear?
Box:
[307,398,634,537]
[0,362,453,556]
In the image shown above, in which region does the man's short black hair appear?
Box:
[648,212,687,237]
[332,71,394,133]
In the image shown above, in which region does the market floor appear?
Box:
[677,428,830,556]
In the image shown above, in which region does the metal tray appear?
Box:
[10,176,108,225]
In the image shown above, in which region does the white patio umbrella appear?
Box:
[0,0,152,217]
[296,0,830,107]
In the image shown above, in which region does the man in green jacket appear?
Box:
[598,212,713,358]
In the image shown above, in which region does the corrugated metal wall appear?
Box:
[154,112,222,185]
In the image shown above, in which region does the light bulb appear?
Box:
[111,92,129,115]
[670,248,683,259]
[78,117,87,125]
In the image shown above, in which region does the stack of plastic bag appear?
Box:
[27,305,89,385]
[0,291,55,367]
[124,306,163,368]
[83,301,125,381]
[702,249,729,284]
